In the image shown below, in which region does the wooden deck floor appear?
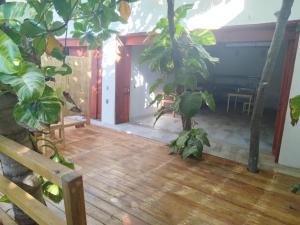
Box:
[54,125,300,225]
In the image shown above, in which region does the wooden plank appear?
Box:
[0,135,72,186]
[62,173,87,225]
[0,175,66,225]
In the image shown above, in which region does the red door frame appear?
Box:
[58,38,102,120]
[115,21,300,161]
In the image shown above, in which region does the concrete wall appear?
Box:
[99,0,300,168]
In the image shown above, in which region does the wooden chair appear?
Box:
[0,136,86,225]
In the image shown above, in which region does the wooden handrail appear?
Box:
[0,135,87,225]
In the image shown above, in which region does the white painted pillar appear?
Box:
[101,36,117,124]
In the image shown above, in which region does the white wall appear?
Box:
[279,36,300,169]
[129,46,158,120]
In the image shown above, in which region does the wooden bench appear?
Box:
[0,135,86,225]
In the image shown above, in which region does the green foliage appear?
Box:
[0,30,22,74]
[169,128,210,160]
[140,3,218,125]
[0,0,136,131]
[289,95,300,194]
[0,195,11,203]
[34,137,75,203]
[291,183,300,194]
[290,95,300,126]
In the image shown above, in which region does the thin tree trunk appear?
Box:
[248,0,294,173]
[167,0,192,131]
[0,94,45,225]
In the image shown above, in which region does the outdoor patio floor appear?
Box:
[51,125,300,225]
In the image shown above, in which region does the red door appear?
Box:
[115,37,131,124]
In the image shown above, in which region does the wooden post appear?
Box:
[62,173,87,225]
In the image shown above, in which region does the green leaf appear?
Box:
[0,2,36,25]
[175,4,194,21]
[201,91,216,111]
[0,63,45,102]
[176,131,190,149]
[291,183,300,193]
[33,37,46,55]
[163,83,174,95]
[191,30,216,46]
[42,181,63,203]
[14,86,61,130]
[179,92,203,118]
[182,145,198,160]
[20,19,46,37]
[55,64,72,76]
[0,30,23,74]
[149,94,163,107]
[290,95,300,126]
[74,21,84,31]
[51,47,65,61]
[53,0,77,22]
[153,106,167,126]
[51,152,75,170]
[0,195,11,203]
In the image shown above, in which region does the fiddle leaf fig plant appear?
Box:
[140,1,218,159]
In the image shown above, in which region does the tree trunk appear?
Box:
[181,116,192,130]
[248,0,294,173]
[167,0,192,131]
[0,94,45,225]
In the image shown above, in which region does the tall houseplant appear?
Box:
[0,0,137,224]
[140,0,218,159]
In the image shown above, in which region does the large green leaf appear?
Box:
[179,92,203,118]
[290,95,300,126]
[20,19,46,38]
[0,2,36,25]
[53,0,77,21]
[0,63,45,102]
[191,30,216,46]
[182,145,198,160]
[0,30,22,74]
[176,131,190,149]
[14,86,61,130]
[201,91,216,111]
[42,181,63,203]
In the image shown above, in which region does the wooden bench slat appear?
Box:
[0,175,66,225]
[0,135,71,186]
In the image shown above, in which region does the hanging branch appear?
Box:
[248,0,294,173]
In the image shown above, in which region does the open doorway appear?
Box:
[115,22,299,163]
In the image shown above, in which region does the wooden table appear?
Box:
[227,92,253,115]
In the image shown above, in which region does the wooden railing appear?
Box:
[0,135,87,225]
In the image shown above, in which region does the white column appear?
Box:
[101,36,117,124]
